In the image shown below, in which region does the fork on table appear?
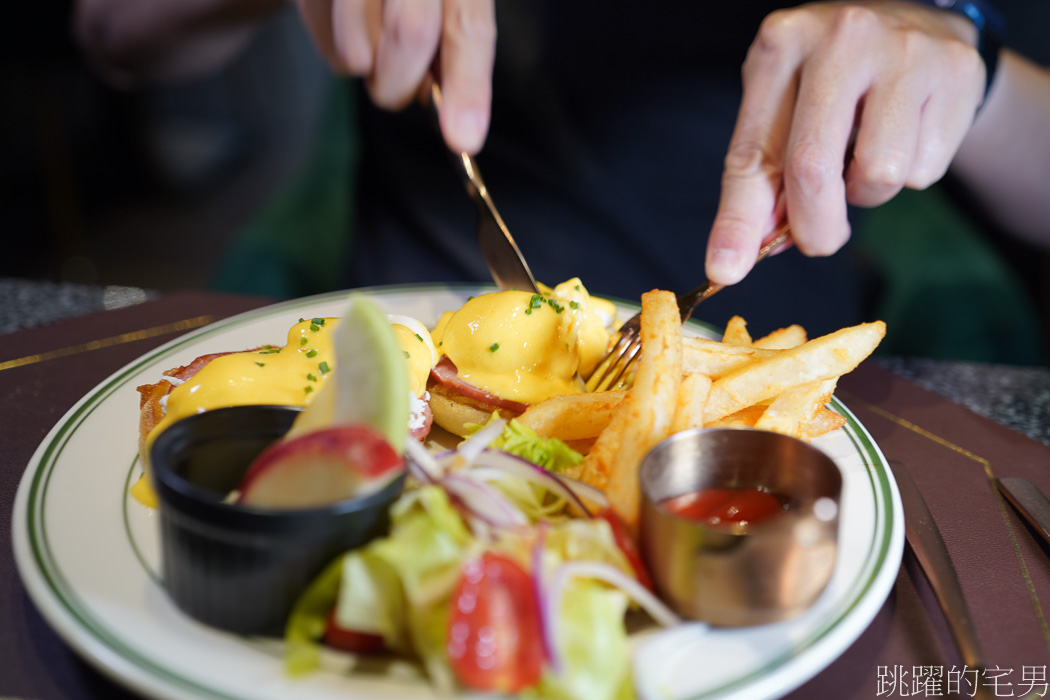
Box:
[585,222,792,393]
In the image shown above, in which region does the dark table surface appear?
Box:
[3,276,1050,700]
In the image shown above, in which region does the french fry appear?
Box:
[707,404,767,429]
[753,324,807,350]
[567,291,880,520]
[703,321,886,424]
[518,391,627,441]
[721,315,752,346]
[569,399,629,490]
[754,378,838,439]
[605,290,682,533]
[682,338,780,378]
[803,407,848,438]
[670,372,712,434]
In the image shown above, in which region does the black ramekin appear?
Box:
[149,405,404,637]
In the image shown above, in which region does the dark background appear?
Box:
[2,1,1049,364]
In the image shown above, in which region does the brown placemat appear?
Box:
[788,362,1050,699]
[0,290,272,699]
[3,296,1049,699]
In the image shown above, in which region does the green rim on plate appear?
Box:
[16,284,901,700]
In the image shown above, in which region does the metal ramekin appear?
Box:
[640,428,842,627]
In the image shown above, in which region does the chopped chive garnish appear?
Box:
[300,336,308,346]
[547,298,564,313]
[526,294,545,314]
[489,342,500,352]
[307,373,317,382]
[299,318,306,323]
[258,349,281,355]
[575,284,581,291]
[312,318,325,326]
[319,361,331,374]
[304,386,313,394]
[306,349,318,358]
[310,324,320,332]
[569,300,580,310]
[415,333,424,342]
[255,362,265,367]
[403,351,411,358]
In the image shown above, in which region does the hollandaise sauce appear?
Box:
[430,278,616,405]
[133,316,436,507]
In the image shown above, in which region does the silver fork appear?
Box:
[426,82,539,293]
[585,221,792,392]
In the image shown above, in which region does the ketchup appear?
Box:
[660,487,784,532]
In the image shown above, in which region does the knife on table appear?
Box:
[887,460,988,681]
[997,477,1050,547]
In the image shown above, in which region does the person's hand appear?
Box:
[705,0,985,285]
[295,0,496,154]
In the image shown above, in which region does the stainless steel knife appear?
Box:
[998,476,1050,547]
[427,83,539,294]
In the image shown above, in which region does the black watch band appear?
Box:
[919,0,1006,101]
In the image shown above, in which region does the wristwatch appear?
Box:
[919,0,1006,100]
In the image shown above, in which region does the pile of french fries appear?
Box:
[517,290,886,531]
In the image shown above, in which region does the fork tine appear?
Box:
[585,325,638,392]
[608,355,639,392]
[585,222,792,393]
[601,337,641,392]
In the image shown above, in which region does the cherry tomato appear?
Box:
[661,487,783,531]
[323,609,386,654]
[596,508,653,590]
[446,552,544,693]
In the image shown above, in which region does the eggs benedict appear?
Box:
[134,315,436,507]
[427,278,616,436]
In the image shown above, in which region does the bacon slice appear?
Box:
[136,350,252,463]
[165,351,246,383]
[429,357,528,413]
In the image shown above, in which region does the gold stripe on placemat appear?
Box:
[842,391,1050,657]
[0,316,214,372]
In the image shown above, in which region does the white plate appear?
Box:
[12,284,903,700]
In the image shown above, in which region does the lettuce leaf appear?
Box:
[335,550,408,652]
[491,418,584,472]
[538,578,633,700]
[337,485,476,689]
[284,557,343,676]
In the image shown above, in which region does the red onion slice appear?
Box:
[530,523,555,669]
[403,438,441,484]
[456,418,507,466]
[441,473,529,530]
[542,561,681,677]
[465,451,593,518]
